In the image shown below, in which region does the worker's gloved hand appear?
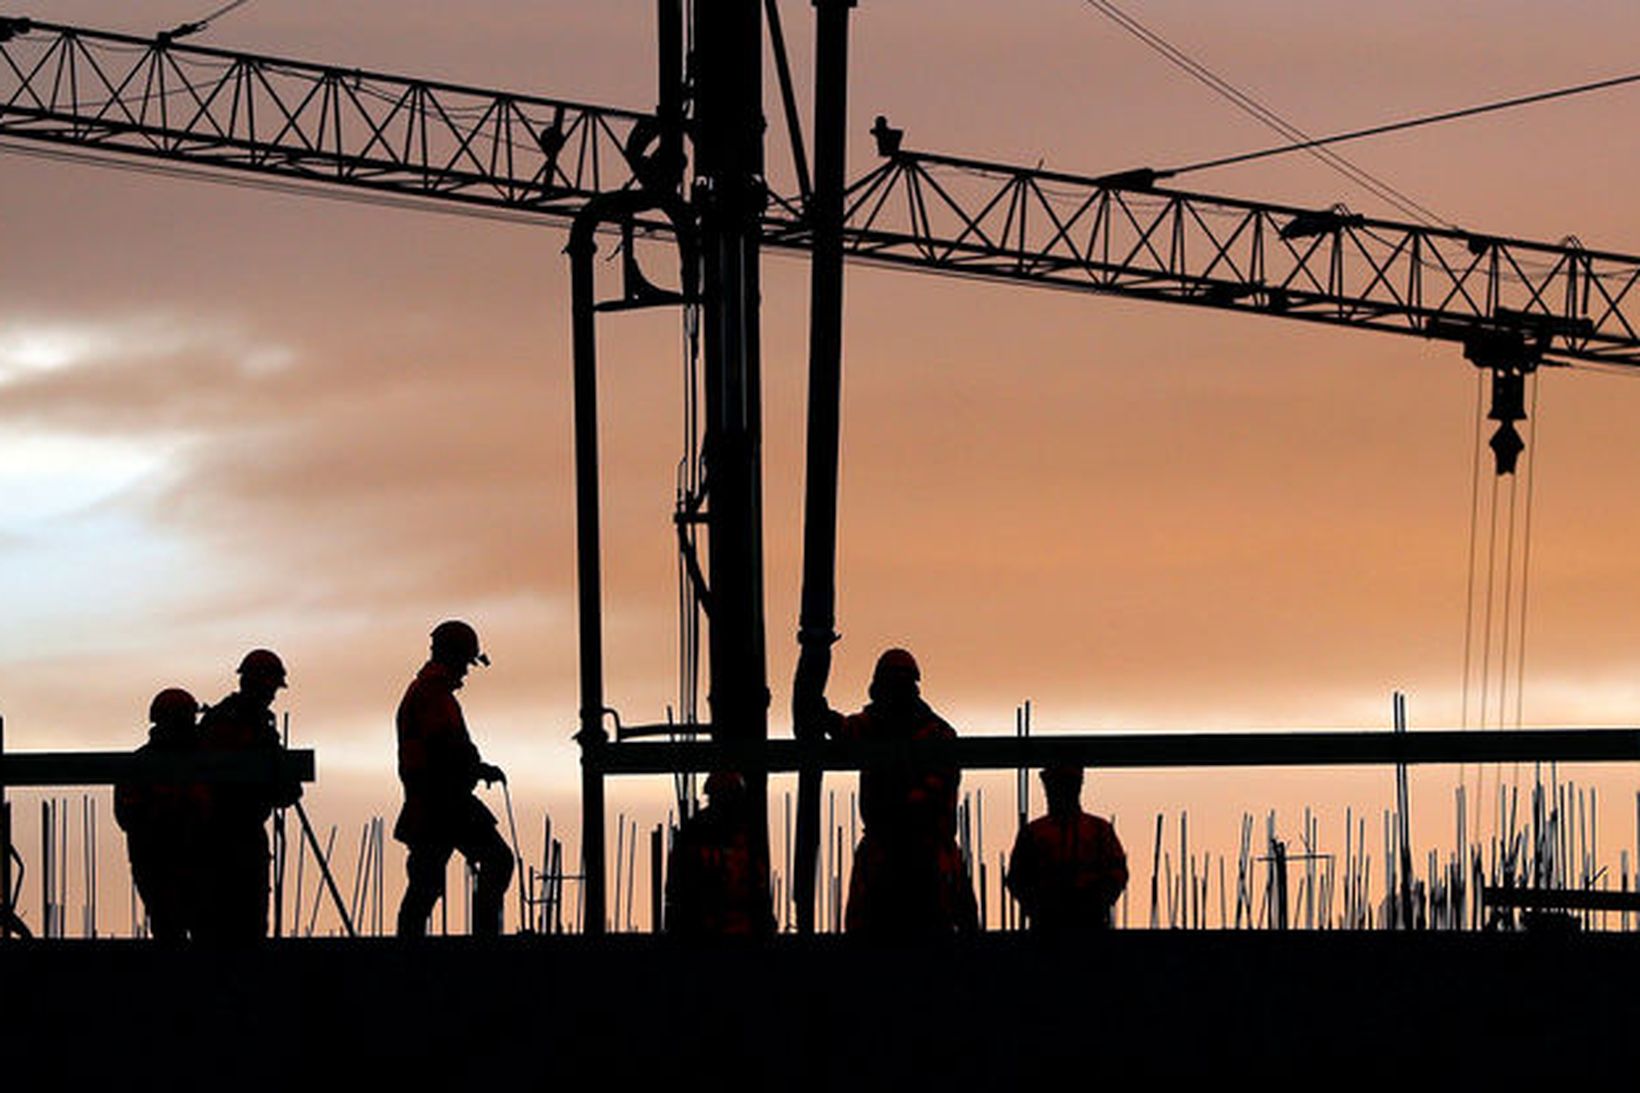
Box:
[479,762,506,787]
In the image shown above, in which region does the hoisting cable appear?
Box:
[1512,374,1543,783]
[1459,369,1486,787]
[1078,0,1447,227]
[1497,451,1522,732]
[1476,464,1503,807]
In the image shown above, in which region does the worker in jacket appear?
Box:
[665,771,775,936]
[393,620,514,937]
[115,687,208,940]
[795,645,978,935]
[1006,764,1128,932]
[196,649,302,940]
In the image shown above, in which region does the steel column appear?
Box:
[693,0,771,845]
[569,216,609,936]
[793,0,857,935]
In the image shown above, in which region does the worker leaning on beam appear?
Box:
[114,687,208,941]
[393,620,513,938]
[1006,764,1128,933]
[196,649,303,941]
[794,645,978,936]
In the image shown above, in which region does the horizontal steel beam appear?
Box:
[0,748,315,788]
[587,729,1640,776]
[1483,887,1640,913]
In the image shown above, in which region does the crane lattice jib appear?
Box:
[5,19,1640,368]
[0,19,649,218]
[772,146,1640,369]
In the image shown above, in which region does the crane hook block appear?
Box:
[1486,368,1528,475]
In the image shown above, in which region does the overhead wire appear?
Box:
[1078,0,1450,227]
[1170,68,1640,179]
[193,0,258,25]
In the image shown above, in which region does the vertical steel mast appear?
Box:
[793,0,857,934]
[694,2,771,822]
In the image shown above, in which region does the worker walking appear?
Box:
[1006,764,1128,933]
[393,620,513,937]
[665,771,775,936]
[795,646,978,936]
[114,688,208,940]
[196,650,302,941]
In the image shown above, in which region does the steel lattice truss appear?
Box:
[5,19,1640,367]
[782,149,1640,368]
[0,19,649,218]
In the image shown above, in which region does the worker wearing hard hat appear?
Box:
[665,770,775,936]
[196,649,303,940]
[114,687,208,940]
[1006,764,1128,933]
[393,620,513,937]
[795,646,978,935]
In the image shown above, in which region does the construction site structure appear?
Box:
[3,4,1640,944]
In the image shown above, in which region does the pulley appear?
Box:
[1486,368,1527,476]
[1465,333,1539,476]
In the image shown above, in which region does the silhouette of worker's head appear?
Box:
[1040,763,1084,817]
[430,619,489,683]
[868,647,921,710]
[236,649,287,710]
[148,687,198,732]
[704,770,747,816]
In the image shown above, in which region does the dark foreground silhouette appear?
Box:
[1,931,1634,1085]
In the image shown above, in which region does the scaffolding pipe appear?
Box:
[793,0,857,936]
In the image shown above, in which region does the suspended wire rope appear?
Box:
[1512,374,1543,782]
[195,0,257,24]
[1078,0,1449,226]
[1497,456,1522,729]
[1171,69,1640,179]
[1459,369,1486,786]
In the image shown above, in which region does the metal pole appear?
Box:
[793,0,856,937]
[566,181,693,939]
[292,799,356,938]
[694,0,771,855]
[569,218,609,937]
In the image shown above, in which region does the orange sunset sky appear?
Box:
[5,0,1640,931]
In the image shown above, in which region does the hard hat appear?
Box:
[237,648,287,686]
[431,619,489,667]
[872,647,920,684]
[148,687,199,725]
[703,770,745,797]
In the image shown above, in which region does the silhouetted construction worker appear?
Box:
[665,771,775,936]
[1006,764,1128,933]
[394,620,513,937]
[196,649,302,940]
[114,688,207,940]
[795,646,978,935]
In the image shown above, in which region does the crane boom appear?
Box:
[0,18,649,219]
[813,140,1638,368]
[4,17,1639,369]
